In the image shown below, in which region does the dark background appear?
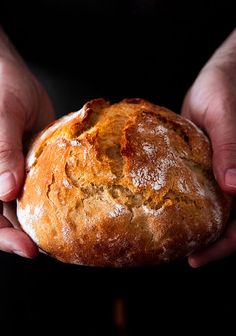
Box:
[0,1,236,335]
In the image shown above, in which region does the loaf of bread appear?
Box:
[17,98,231,266]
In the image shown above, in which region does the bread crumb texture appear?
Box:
[17,98,231,266]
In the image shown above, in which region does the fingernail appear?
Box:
[13,250,29,258]
[0,171,16,197]
[225,168,236,188]
[188,258,200,268]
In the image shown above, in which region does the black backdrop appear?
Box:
[0,1,236,335]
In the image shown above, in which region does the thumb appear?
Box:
[206,108,236,195]
[0,99,25,202]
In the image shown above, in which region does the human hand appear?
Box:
[181,29,236,267]
[0,28,55,258]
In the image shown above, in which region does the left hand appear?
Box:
[181,29,236,267]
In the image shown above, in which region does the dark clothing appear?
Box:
[0,1,236,335]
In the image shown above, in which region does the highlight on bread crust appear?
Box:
[17,98,231,266]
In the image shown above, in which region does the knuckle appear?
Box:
[0,141,14,162]
[217,142,236,156]
[218,141,236,149]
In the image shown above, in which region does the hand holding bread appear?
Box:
[17,98,231,266]
[182,29,236,267]
[0,27,236,267]
[0,27,54,258]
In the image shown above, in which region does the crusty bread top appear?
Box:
[17,98,231,266]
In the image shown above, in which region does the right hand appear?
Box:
[0,28,55,258]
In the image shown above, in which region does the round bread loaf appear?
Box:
[17,98,231,266]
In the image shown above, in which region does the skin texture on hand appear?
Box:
[0,27,55,258]
[1,25,235,265]
[181,29,236,267]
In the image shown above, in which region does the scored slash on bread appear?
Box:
[17,98,231,267]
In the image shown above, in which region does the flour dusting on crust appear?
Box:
[142,205,166,217]
[27,107,85,169]
[63,178,72,189]
[130,156,174,191]
[17,203,40,244]
[108,204,127,218]
[129,122,174,190]
[142,142,156,156]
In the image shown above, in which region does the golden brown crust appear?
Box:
[17,98,231,266]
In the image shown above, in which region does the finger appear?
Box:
[24,84,55,135]
[183,93,236,195]
[0,92,25,202]
[3,201,21,229]
[208,109,236,195]
[0,214,38,258]
[188,219,236,268]
[181,72,236,195]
